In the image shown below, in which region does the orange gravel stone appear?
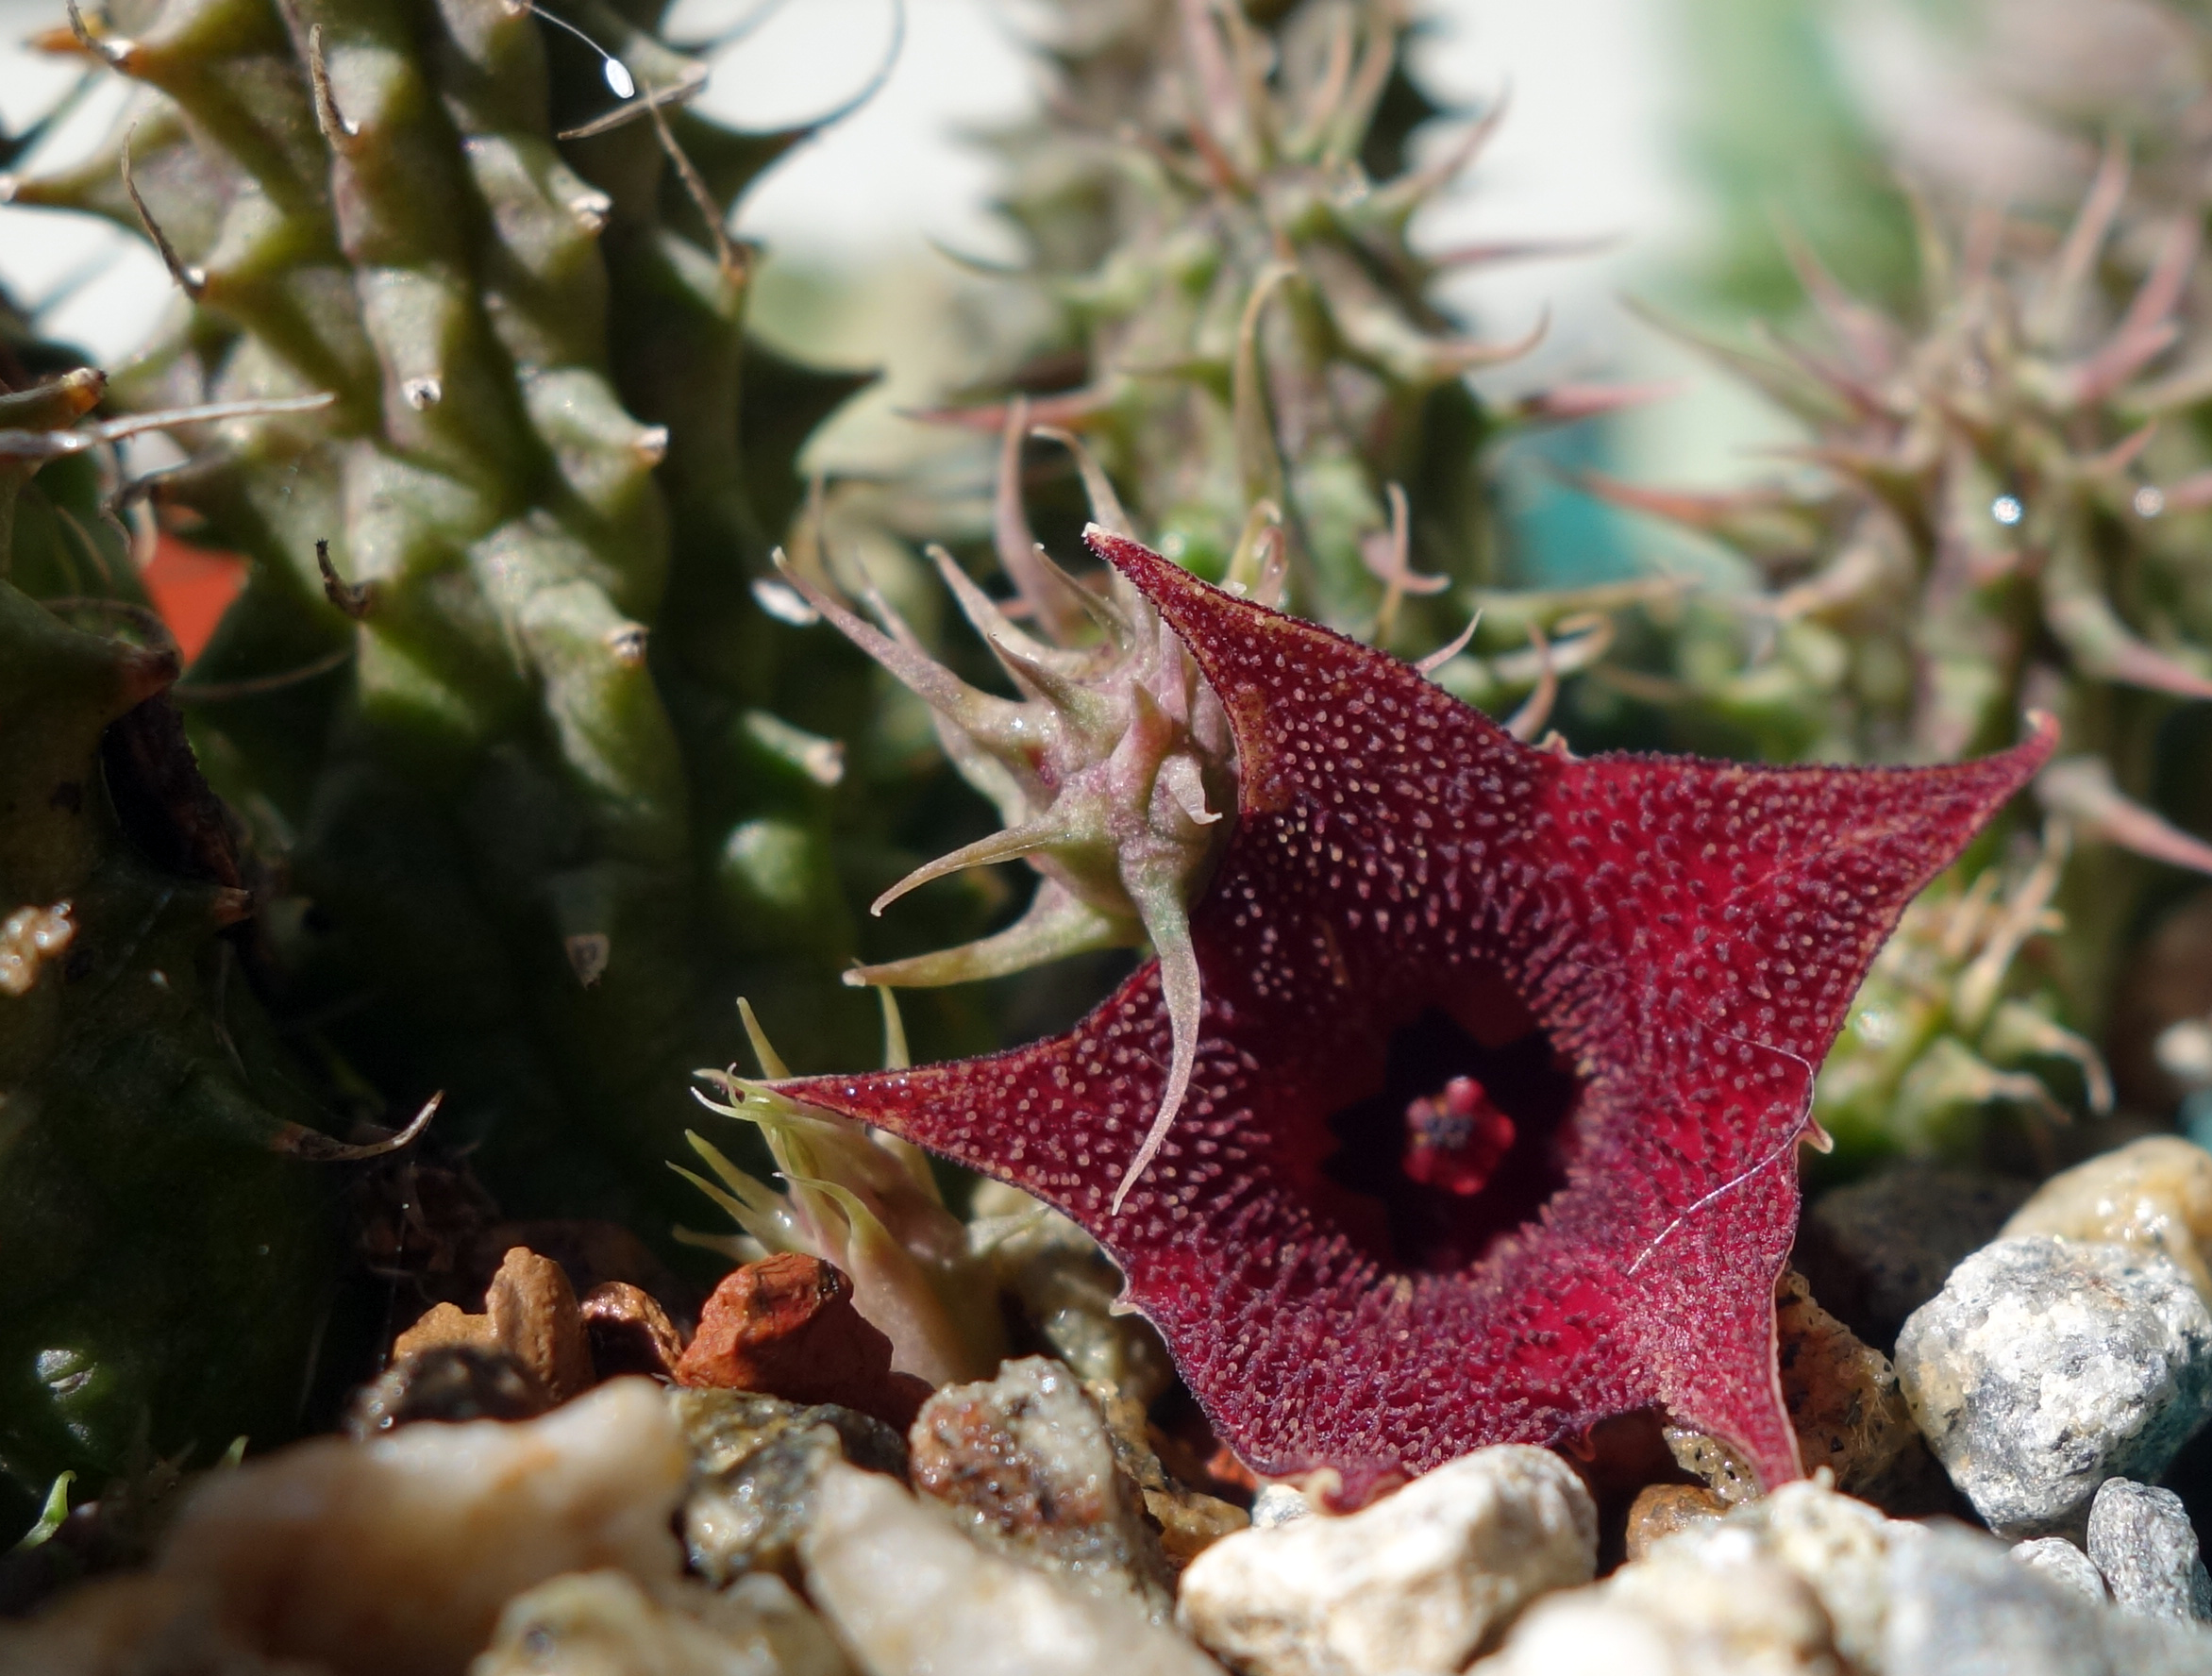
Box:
[675,1253,932,1429]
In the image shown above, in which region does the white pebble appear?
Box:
[800,1463,1215,1676]
[1176,1446,1595,1676]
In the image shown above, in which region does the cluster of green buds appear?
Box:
[681,998,1006,1387]
[682,993,1174,1402]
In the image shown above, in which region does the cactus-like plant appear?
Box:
[6,0,934,1191]
[1587,163,2212,1157]
[0,0,954,1522]
[1813,823,2113,1167]
[955,0,1615,640]
[0,367,361,1532]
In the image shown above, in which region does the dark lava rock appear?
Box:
[344,1344,545,1438]
[1796,1163,2033,1351]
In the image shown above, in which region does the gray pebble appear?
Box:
[672,1388,908,1586]
[909,1356,1173,1621]
[1248,1483,1313,1529]
[2086,1478,2212,1625]
[802,1465,1218,1676]
[1178,1447,1596,1676]
[1895,1236,2212,1536]
[1477,1481,2212,1676]
[2010,1536,2109,1605]
[1887,1520,2212,1676]
[1888,1524,2112,1676]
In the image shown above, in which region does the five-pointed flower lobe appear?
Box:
[779,529,2054,1504]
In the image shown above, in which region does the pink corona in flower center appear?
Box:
[1404,1077,1516,1198]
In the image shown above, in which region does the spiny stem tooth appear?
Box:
[1031,424,1134,536]
[772,548,1031,744]
[306,25,360,146]
[1232,264,1297,508]
[119,124,205,297]
[1504,622,1558,742]
[1111,880,1202,1216]
[926,544,1094,681]
[868,815,1072,919]
[846,885,1129,990]
[737,997,791,1080]
[993,395,1091,645]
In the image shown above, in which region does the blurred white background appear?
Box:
[0,0,1770,515]
[683,0,1689,374]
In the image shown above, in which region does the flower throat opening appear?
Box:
[1321,1006,1581,1275]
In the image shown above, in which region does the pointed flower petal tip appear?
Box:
[781,538,2039,1506]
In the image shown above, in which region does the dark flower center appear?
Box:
[1322,1006,1581,1275]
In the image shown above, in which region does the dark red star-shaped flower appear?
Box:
[781,532,2053,1503]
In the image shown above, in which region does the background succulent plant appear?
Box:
[1584,123,2212,1167]
[0,0,944,1526]
[944,0,1627,641]
[0,367,344,1536]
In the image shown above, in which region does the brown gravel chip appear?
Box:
[675,1252,933,1430]
[345,1344,547,1437]
[1775,1268,1947,1513]
[394,1246,594,1404]
[582,1281,685,1381]
[1086,1381,1249,1568]
[466,1219,695,1328]
[1622,1483,1729,1562]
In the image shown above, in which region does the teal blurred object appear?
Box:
[2187,1090,2212,1152]
[1493,424,1645,589]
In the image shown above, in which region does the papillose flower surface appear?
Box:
[778,529,2053,1505]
